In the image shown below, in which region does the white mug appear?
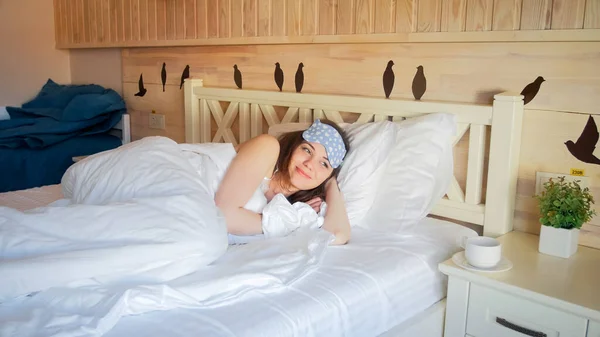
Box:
[460,236,502,269]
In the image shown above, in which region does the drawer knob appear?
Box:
[496,317,547,337]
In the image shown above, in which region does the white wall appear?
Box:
[70,49,123,95]
[0,0,71,106]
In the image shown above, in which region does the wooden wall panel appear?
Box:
[133,0,142,41]
[231,0,244,37]
[124,0,133,41]
[337,0,355,34]
[243,0,258,37]
[287,0,301,36]
[140,0,149,40]
[80,0,88,43]
[272,0,287,36]
[121,42,600,248]
[375,0,394,33]
[319,0,336,35]
[196,0,207,38]
[302,0,317,35]
[441,0,467,32]
[166,0,176,39]
[396,0,416,32]
[88,0,97,43]
[355,0,372,34]
[551,0,585,29]
[417,0,442,32]
[465,0,493,31]
[55,0,600,48]
[148,0,157,40]
[585,0,600,28]
[520,0,552,30]
[206,0,219,37]
[257,0,271,36]
[492,0,521,31]
[174,0,185,39]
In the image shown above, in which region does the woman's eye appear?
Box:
[303,147,311,154]
[321,162,329,169]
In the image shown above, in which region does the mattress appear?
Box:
[0,184,63,211]
[1,185,477,337]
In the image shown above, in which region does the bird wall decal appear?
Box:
[180,65,190,89]
[161,62,167,92]
[274,62,284,92]
[382,60,395,99]
[521,76,545,105]
[412,65,426,100]
[233,64,243,89]
[295,62,304,93]
[565,115,600,165]
[134,73,147,97]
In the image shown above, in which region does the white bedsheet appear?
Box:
[101,218,477,337]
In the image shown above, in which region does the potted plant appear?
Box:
[535,176,596,258]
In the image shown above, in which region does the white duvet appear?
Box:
[0,137,332,337]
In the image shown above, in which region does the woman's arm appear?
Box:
[214,134,279,236]
[321,179,351,245]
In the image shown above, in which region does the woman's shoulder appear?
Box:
[234,134,280,154]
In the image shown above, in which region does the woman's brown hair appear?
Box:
[274,119,351,204]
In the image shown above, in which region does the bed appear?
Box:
[0,79,524,337]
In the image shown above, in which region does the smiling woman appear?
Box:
[215,119,352,245]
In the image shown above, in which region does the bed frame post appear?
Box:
[121,114,131,144]
[483,92,524,237]
[184,78,203,143]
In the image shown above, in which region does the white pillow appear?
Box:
[358,113,456,232]
[337,121,398,227]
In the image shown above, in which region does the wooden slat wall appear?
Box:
[54,0,600,48]
[120,41,600,249]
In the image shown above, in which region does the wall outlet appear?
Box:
[535,171,590,196]
[149,113,166,130]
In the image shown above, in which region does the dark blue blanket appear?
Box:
[1,79,126,149]
[0,134,122,193]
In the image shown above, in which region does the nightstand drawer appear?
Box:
[466,284,588,337]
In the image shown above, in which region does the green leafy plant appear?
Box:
[535,176,596,230]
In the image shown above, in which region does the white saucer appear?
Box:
[451,251,513,273]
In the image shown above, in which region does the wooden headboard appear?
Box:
[184,78,525,238]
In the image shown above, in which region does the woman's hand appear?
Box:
[306,197,323,213]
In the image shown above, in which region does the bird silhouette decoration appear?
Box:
[180,65,190,89]
[295,62,304,93]
[134,73,147,97]
[412,65,427,100]
[233,64,243,89]
[382,60,395,99]
[161,62,167,92]
[520,76,545,105]
[565,115,600,165]
[274,62,284,92]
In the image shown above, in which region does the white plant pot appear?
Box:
[538,225,579,258]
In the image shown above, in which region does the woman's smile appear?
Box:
[296,166,311,179]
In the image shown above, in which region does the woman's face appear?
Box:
[288,141,334,191]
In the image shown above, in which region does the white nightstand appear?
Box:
[439,231,600,337]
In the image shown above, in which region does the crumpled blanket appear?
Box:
[1,79,125,149]
[0,136,332,337]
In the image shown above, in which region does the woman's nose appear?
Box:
[303,158,314,171]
